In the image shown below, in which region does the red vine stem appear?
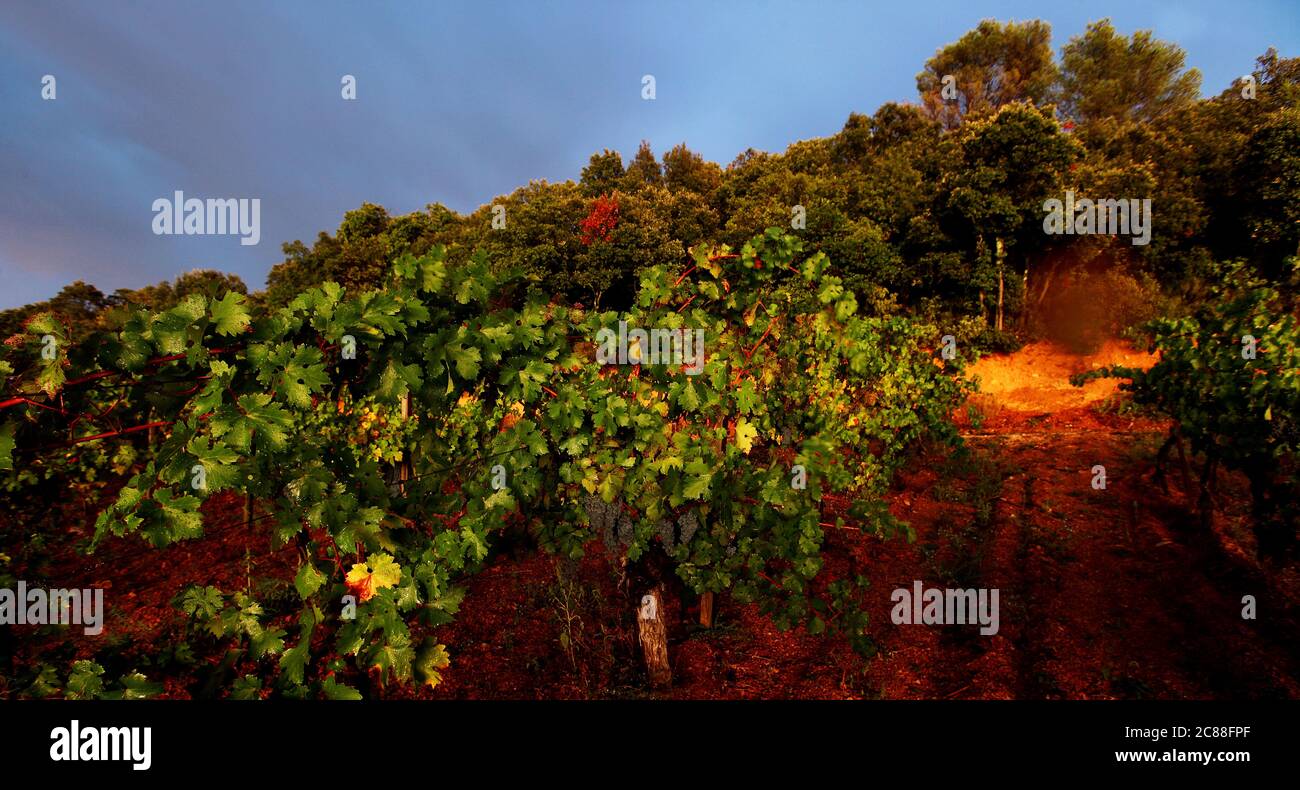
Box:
[745,322,776,360]
[63,420,174,446]
[45,346,239,390]
[0,396,66,414]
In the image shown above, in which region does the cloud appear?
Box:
[1,0,1292,308]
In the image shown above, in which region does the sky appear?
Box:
[0,0,1296,309]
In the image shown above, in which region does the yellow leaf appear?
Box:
[735,417,758,454]
[344,563,375,602]
[369,553,402,589]
[343,553,402,602]
[418,642,452,689]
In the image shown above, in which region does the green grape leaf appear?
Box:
[181,585,224,620]
[277,345,330,408]
[321,675,363,700]
[279,641,310,686]
[65,660,106,700]
[230,675,262,700]
[106,672,164,700]
[0,421,15,471]
[210,291,252,336]
[294,562,327,600]
[447,341,482,380]
[251,627,287,659]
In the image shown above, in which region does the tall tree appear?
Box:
[580,149,625,197]
[1057,19,1201,129]
[266,203,418,305]
[946,102,1084,327]
[917,19,1057,129]
[623,140,663,189]
[115,270,248,312]
[662,143,722,196]
[0,281,114,342]
[1232,109,1300,273]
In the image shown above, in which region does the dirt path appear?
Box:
[852,341,1300,699]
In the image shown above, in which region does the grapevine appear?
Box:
[1072,260,1300,557]
[0,229,971,697]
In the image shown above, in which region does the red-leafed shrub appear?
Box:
[580,192,620,245]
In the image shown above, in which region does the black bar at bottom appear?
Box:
[0,700,1290,778]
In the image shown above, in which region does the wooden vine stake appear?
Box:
[699,591,715,628]
[398,393,412,494]
[995,237,1006,332]
[242,491,254,595]
[637,585,671,689]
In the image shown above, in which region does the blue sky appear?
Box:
[0,0,1296,309]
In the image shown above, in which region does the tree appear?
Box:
[579,192,620,245]
[1057,19,1201,130]
[455,180,588,298]
[115,270,248,313]
[336,202,391,244]
[662,143,722,196]
[623,140,663,189]
[577,185,705,309]
[917,19,1057,129]
[833,103,940,167]
[1233,109,1300,273]
[387,204,456,257]
[0,281,114,343]
[580,149,625,198]
[1190,51,1300,275]
[946,102,1083,327]
[265,203,441,305]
